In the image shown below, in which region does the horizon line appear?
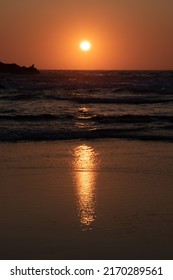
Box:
[39,69,173,71]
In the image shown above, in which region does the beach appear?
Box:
[1,0,173,267]
[0,139,173,260]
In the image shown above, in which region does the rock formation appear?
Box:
[0,61,39,74]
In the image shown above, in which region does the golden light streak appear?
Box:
[72,144,98,230]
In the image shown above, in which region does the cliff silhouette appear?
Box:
[0,61,39,74]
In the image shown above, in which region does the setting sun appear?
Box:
[80,40,91,51]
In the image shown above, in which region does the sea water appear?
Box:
[0,70,173,142]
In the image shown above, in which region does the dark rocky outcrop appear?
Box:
[0,61,39,74]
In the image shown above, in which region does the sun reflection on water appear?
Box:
[72,144,98,231]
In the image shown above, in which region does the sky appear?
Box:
[0,0,173,70]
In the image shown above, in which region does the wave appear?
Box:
[0,113,73,122]
[0,127,172,142]
[60,96,173,105]
[91,114,173,124]
[1,92,173,105]
[1,113,173,124]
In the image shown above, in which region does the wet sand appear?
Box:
[0,139,173,259]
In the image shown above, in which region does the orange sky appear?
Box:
[1,0,173,70]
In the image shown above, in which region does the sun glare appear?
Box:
[80,40,91,51]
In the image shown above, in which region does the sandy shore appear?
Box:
[0,139,173,259]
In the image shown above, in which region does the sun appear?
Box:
[80,40,91,51]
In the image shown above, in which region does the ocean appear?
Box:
[0,70,173,142]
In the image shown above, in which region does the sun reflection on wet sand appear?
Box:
[72,144,98,231]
